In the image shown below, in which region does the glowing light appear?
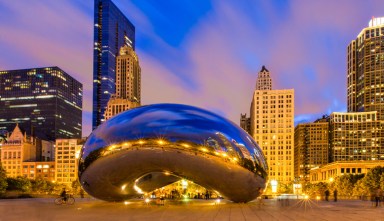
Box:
[133,184,143,194]
[157,140,165,145]
[232,157,238,161]
[164,171,170,175]
[137,140,145,145]
[121,184,127,191]
[200,147,208,152]
[181,143,190,148]
[145,198,150,203]
[216,199,221,204]
[222,153,228,157]
[316,196,320,200]
[329,177,334,182]
[304,195,309,200]
[271,180,278,193]
[181,179,188,188]
[124,201,129,205]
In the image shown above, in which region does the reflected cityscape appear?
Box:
[0,0,384,216]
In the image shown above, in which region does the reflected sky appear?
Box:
[82,103,267,172]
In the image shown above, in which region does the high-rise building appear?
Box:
[240,113,251,134]
[0,67,82,141]
[104,45,141,120]
[92,0,136,129]
[347,17,384,120]
[329,112,384,162]
[294,116,329,181]
[55,138,85,185]
[250,66,294,186]
[256,66,272,90]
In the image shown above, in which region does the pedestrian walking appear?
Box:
[375,188,382,207]
[325,190,330,201]
[333,190,338,202]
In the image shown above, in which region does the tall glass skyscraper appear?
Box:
[347,17,384,120]
[0,67,82,141]
[92,0,135,130]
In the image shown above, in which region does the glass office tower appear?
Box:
[92,0,135,130]
[0,67,82,141]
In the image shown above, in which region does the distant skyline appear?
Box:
[0,0,383,137]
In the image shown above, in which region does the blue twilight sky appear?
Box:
[0,0,383,136]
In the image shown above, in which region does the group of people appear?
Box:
[324,189,338,202]
[324,188,383,206]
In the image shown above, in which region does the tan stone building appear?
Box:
[105,45,141,120]
[250,66,294,185]
[0,125,36,177]
[22,161,55,181]
[55,139,84,185]
[294,117,329,181]
[309,160,384,183]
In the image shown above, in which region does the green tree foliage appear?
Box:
[7,176,32,192]
[0,163,7,195]
[31,178,55,194]
[352,166,384,197]
[71,179,81,195]
[303,182,328,197]
[333,174,364,198]
[278,182,293,194]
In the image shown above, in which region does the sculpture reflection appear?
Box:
[79,103,267,203]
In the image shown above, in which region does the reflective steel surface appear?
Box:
[79,103,268,203]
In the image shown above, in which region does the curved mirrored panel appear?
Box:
[79,103,267,203]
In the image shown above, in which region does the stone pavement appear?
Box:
[0,197,383,221]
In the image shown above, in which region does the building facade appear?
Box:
[329,112,384,162]
[22,161,55,181]
[294,117,329,181]
[347,17,384,120]
[240,113,251,134]
[92,0,136,129]
[104,45,141,120]
[0,67,82,141]
[250,66,294,185]
[55,139,84,185]
[309,160,384,183]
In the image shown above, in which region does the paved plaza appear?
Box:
[0,198,383,221]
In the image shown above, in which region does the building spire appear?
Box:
[256,65,272,90]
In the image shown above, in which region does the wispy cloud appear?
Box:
[0,0,383,136]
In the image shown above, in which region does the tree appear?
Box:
[334,174,364,198]
[303,182,328,198]
[31,178,49,193]
[0,162,7,195]
[352,166,384,198]
[7,176,32,192]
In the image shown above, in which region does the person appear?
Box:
[60,188,67,202]
[80,189,85,198]
[375,188,382,207]
[333,189,338,202]
[324,189,330,201]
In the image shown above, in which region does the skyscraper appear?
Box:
[294,116,329,181]
[0,67,82,141]
[256,66,272,90]
[250,66,294,187]
[347,17,384,119]
[104,45,141,120]
[92,0,136,129]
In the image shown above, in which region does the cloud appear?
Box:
[1,0,384,137]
